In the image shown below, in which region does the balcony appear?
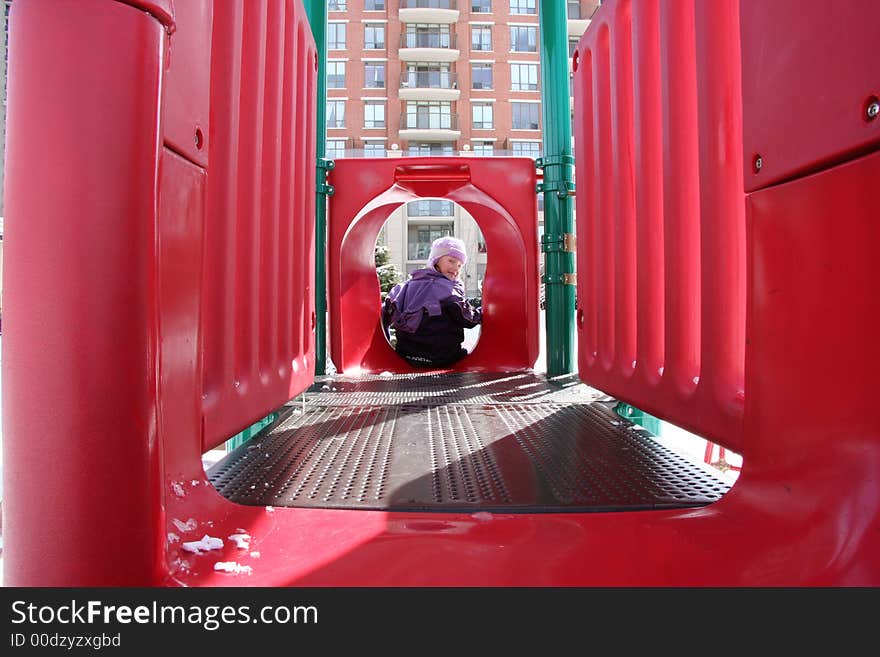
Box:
[399,0,459,24]
[399,70,460,101]
[399,32,459,63]
[399,113,461,141]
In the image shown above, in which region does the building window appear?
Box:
[472,0,491,12]
[472,141,494,156]
[327,100,345,128]
[569,37,579,57]
[510,63,538,91]
[327,61,346,88]
[363,140,386,156]
[567,1,582,19]
[510,26,537,52]
[511,141,541,159]
[365,0,386,9]
[326,139,347,158]
[328,23,346,50]
[509,0,536,15]
[471,63,493,89]
[471,26,491,51]
[364,101,386,129]
[404,24,453,49]
[405,101,453,130]
[408,200,454,217]
[472,103,494,129]
[408,223,454,260]
[364,62,386,88]
[364,23,385,50]
[408,143,454,156]
[328,0,347,11]
[511,102,540,129]
[404,62,453,89]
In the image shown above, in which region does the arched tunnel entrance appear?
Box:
[326,157,540,373]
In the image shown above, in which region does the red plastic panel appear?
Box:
[742,151,880,583]
[572,0,746,449]
[740,0,880,192]
[326,157,539,374]
[200,1,317,449]
[3,0,167,585]
[157,148,206,559]
[162,0,212,167]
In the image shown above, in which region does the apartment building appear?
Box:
[326,0,598,296]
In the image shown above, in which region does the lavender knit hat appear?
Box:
[428,236,467,268]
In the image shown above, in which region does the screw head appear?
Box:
[754,155,763,172]
[867,100,880,120]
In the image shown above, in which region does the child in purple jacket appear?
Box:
[382,236,482,368]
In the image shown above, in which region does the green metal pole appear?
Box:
[305,0,331,376]
[538,0,576,376]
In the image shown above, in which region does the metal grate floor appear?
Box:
[207,372,732,512]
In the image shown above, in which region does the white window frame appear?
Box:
[327,61,346,88]
[364,23,386,50]
[510,62,538,91]
[472,102,494,129]
[364,62,386,88]
[328,22,346,50]
[327,99,346,128]
[363,101,386,129]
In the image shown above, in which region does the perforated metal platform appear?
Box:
[207,372,731,512]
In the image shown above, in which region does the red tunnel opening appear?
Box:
[327,157,540,374]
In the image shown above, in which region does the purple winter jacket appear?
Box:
[382,268,482,366]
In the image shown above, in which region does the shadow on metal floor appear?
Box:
[207,372,731,512]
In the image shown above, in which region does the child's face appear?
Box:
[435,255,463,281]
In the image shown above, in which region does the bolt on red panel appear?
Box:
[740,0,880,191]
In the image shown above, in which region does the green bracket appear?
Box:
[536,180,576,198]
[317,157,335,195]
[540,233,576,253]
[224,411,280,451]
[615,402,662,437]
[542,272,577,285]
[536,154,575,169]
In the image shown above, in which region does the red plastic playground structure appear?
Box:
[2,0,878,585]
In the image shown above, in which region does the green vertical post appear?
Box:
[305,0,331,375]
[538,0,577,376]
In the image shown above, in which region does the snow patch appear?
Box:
[167,532,180,545]
[181,535,224,554]
[228,533,251,550]
[214,561,253,575]
[171,482,186,498]
[172,518,198,533]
